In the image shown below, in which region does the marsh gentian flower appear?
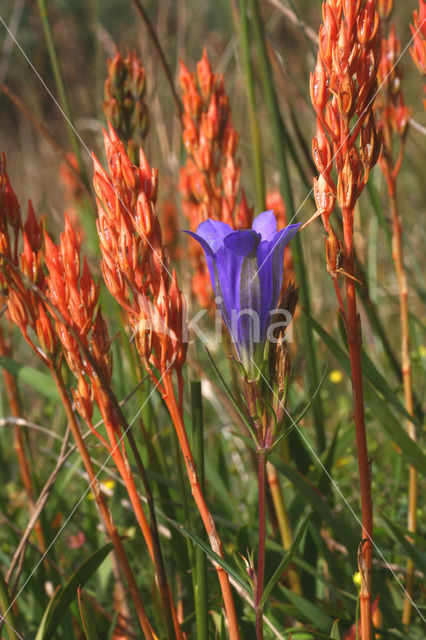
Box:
[186,210,300,376]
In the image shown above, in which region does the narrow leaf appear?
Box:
[77,588,100,640]
[330,619,341,639]
[260,511,312,608]
[381,515,426,576]
[280,586,334,630]
[35,586,62,640]
[304,312,420,428]
[0,356,59,401]
[204,347,257,440]
[169,518,252,595]
[42,543,114,638]
[0,571,21,640]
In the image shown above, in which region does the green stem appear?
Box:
[237,0,265,211]
[37,0,89,189]
[247,0,325,452]
[191,381,208,640]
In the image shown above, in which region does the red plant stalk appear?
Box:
[42,219,181,640]
[310,3,382,638]
[93,126,241,640]
[376,14,417,625]
[254,449,267,640]
[52,369,156,640]
[179,49,253,308]
[0,164,155,639]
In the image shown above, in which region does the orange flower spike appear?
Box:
[311,56,328,113]
[60,216,81,284]
[377,0,393,19]
[138,147,158,204]
[6,289,28,331]
[197,48,215,101]
[20,233,40,285]
[91,308,112,382]
[72,374,95,424]
[410,1,426,76]
[35,300,57,355]
[180,61,202,119]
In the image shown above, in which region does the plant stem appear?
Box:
[255,448,267,640]
[387,187,417,626]
[51,367,155,640]
[163,372,241,640]
[36,0,89,189]
[342,208,373,640]
[191,380,208,640]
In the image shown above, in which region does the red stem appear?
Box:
[342,207,373,640]
[255,449,267,640]
[163,372,241,640]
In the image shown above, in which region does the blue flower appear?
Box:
[185,210,300,376]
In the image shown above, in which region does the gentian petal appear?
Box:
[224,230,263,364]
[259,222,301,314]
[223,229,260,255]
[251,210,277,241]
[183,229,217,291]
[193,219,232,253]
[216,231,261,346]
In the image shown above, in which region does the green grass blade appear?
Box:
[380,515,426,576]
[260,511,312,608]
[168,518,252,596]
[41,542,114,639]
[77,589,100,640]
[0,570,21,640]
[0,356,59,401]
[279,585,334,631]
[191,380,208,640]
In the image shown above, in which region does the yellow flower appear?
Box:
[87,479,116,501]
[329,369,343,384]
[419,345,426,358]
[353,571,362,590]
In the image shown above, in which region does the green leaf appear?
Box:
[381,514,426,576]
[35,586,62,640]
[168,518,252,596]
[0,356,59,401]
[304,312,419,428]
[35,542,114,639]
[305,312,426,473]
[330,619,341,639]
[270,455,358,555]
[280,586,334,631]
[260,511,312,608]
[0,571,21,640]
[204,347,257,441]
[77,588,100,640]
[364,389,426,474]
[271,363,328,453]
